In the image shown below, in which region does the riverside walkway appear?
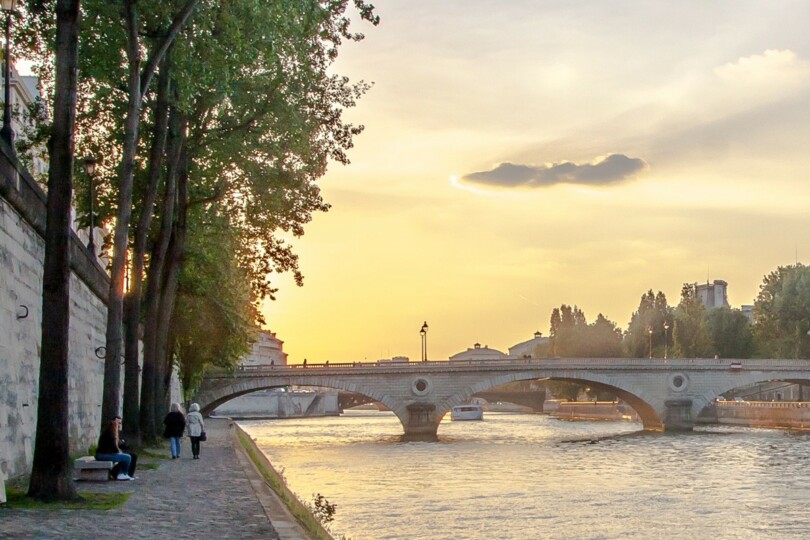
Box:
[0,418,308,540]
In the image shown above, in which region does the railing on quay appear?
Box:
[716,400,810,409]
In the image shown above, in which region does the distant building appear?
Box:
[740,305,754,323]
[239,330,288,368]
[696,280,729,309]
[508,331,549,358]
[3,64,48,180]
[449,342,509,362]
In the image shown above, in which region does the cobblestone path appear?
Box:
[0,418,291,539]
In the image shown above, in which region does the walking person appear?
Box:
[95,416,138,480]
[187,403,205,459]
[163,403,186,459]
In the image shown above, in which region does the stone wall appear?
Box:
[549,400,639,422]
[697,401,810,429]
[214,390,340,418]
[0,145,134,480]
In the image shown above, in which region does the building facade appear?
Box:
[239,330,288,368]
[508,331,549,358]
[696,280,729,309]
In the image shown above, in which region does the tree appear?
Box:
[132,0,379,436]
[706,307,754,358]
[673,283,710,358]
[548,305,622,357]
[173,209,257,395]
[27,0,81,502]
[100,0,201,433]
[580,314,624,358]
[625,289,672,358]
[754,264,810,358]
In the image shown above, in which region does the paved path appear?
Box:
[0,418,309,540]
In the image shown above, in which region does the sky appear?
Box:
[262,1,810,363]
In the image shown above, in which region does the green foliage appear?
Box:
[706,307,754,358]
[173,209,258,395]
[544,381,581,401]
[624,289,673,358]
[673,283,711,358]
[310,493,338,526]
[2,488,129,510]
[549,305,622,357]
[754,264,810,358]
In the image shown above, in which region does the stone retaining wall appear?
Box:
[549,401,639,422]
[0,145,119,480]
[698,401,810,429]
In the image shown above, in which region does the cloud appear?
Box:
[462,154,647,189]
[714,49,810,89]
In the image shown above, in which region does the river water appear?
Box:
[240,411,810,540]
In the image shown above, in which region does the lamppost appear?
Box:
[0,0,16,150]
[647,326,653,359]
[82,155,97,255]
[663,321,670,360]
[420,321,428,361]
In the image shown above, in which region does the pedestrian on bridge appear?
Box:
[163,403,186,459]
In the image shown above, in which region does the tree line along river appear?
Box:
[240,410,810,540]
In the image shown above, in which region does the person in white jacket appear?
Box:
[186,403,205,459]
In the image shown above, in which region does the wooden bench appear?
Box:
[74,456,114,481]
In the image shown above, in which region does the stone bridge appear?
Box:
[194,357,810,440]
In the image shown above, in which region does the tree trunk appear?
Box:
[101,0,141,426]
[28,0,80,502]
[154,147,188,427]
[103,0,199,432]
[139,110,184,442]
[121,52,172,444]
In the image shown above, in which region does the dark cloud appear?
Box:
[463,153,647,189]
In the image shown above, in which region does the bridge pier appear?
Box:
[663,399,694,431]
[400,403,439,442]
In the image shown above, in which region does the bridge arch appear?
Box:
[434,371,663,431]
[197,375,405,425]
[693,373,810,415]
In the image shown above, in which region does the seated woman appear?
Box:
[95,416,137,481]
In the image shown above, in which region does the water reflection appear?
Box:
[242,411,810,540]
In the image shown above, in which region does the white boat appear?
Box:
[451,404,484,421]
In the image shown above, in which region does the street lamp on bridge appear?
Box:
[420,321,428,361]
[647,326,653,360]
[663,321,670,360]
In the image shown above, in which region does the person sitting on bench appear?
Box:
[95,416,138,481]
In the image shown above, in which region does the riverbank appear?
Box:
[0,418,310,539]
[547,400,638,421]
[697,400,810,429]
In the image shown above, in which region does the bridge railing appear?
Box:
[229,357,810,374]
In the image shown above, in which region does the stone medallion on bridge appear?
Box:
[668,372,689,392]
[411,377,432,397]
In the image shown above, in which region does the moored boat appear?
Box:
[451,404,484,421]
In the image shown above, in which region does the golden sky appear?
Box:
[262,1,810,363]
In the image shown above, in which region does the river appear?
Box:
[240,411,810,540]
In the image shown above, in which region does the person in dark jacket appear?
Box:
[95,416,138,480]
[163,403,186,459]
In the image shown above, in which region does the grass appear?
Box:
[1,487,130,510]
[236,428,335,540]
[137,446,170,460]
